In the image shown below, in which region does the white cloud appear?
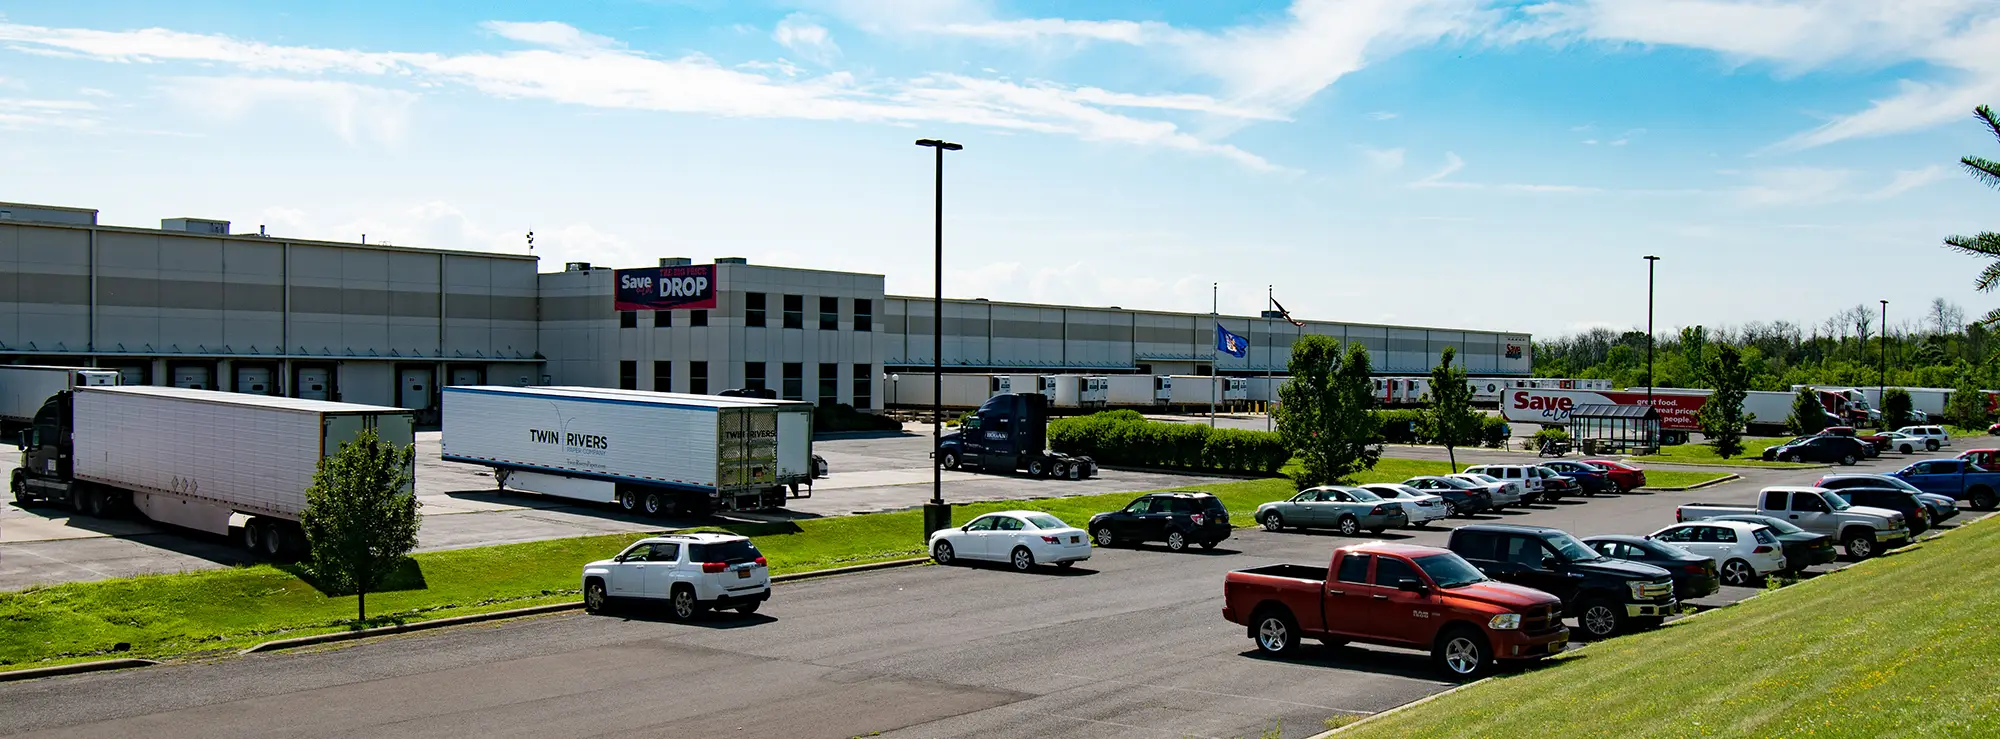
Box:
[1732,165,1945,206]
[773,13,841,66]
[0,96,105,130]
[1408,151,1600,192]
[0,20,1275,169]
[1411,152,1467,187]
[482,20,617,50]
[161,77,418,145]
[1367,111,1398,120]
[1869,165,1948,199]
[1359,145,1405,171]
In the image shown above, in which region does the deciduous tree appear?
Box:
[1696,345,1751,458]
[1424,347,1480,472]
[300,428,421,622]
[1277,336,1381,487]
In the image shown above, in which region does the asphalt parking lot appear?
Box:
[1,449,1970,739]
[0,431,1228,591]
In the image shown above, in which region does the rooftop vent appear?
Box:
[162,218,230,235]
[715,257,748,265]
[564,262,593,272]
[660,257,692,267]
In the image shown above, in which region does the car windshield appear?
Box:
[1545,532,1605,563]
[1025,514,1066,530]
[1822,492,1852,511]
[1347,488,1381,502]
[1413,554,1487,589]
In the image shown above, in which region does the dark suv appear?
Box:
[1447,524,1677,641]
[1762,435,1862,465]
[1089,492,1231,552]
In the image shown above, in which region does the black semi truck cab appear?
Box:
[937,393,1096,479]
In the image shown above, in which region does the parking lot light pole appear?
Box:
[917,138,961,538]
[1880,299,1888,426]
[1644,255,1659,439]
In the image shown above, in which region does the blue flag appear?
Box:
[1216,323,1248,358]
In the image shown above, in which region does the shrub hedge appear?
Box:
[1375,410,1509,448]
[1048,411,1289,475]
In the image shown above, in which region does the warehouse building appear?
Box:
[0,200,1532,416]
[0,201,540,420]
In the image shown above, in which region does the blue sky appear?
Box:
[2,1,1997,339]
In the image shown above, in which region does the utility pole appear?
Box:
[1644,255,1659,444]
[1881,299,1889,426]
[916,138,961,537]
[1211,282,1218,429]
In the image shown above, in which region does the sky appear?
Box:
[1,0,1998,340]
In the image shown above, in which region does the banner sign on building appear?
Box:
[614,266,717,311]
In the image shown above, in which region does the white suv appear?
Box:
[1894,425,1950,452]
[1460,465,1537,501]
[582,533,771,620]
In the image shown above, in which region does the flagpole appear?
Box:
[1266,285,1274,432]
[1211,282,1218,429]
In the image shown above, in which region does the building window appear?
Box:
[653,361,672,393]
[745,362,766,392]
[854,299,872,332]
[782,362,803,401]
[690,361,709,395]
[852,364,872,409]
[745,292,766,328]
[818,363,838,406]
[690,309,708,327]
[618,361,637,390]
[657,310,671,328]
[819,296,839,331]
[619,310,637,329]
[783,294,803,329]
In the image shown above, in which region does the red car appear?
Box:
[1581,459,1646,492]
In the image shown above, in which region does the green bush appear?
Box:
[1049,411,1288,475]
[1481,416,1510,449]
[1376,409,1427,443]
[813,404,902,432]
[1529,426,1571,451]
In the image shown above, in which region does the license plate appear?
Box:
[1070,536,1080,543]
[1550,639,1567,652]
[737,569,750,579]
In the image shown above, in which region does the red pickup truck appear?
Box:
[1222,542,1568,678]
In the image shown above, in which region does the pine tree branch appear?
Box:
[1965,156,2000,190]
[1944,231,2000,260]
[1981,306,2000,328]
[1979,105,2000,147]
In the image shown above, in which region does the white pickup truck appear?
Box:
[1676,486,1909,559]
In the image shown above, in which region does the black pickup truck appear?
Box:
[1447,523,1677,641]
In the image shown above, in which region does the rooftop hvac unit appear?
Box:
[565,262,593,272]
[161,217,230,235]
[716,257,748,265]
[660,257,692,266]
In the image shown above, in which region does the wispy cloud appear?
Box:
[1367,111,1398,120]
[0,20,1276,169]
[1359,145,1405,171]
[1408,152,1600,192]
[0,96,105,130]
[1732,165,1947,206]
[161,76,418,145]
[773,13,840,66]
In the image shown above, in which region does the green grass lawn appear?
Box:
[1342,516,2000,738]
[1629,437,1815,468]
[0,475,1306,671]
[1634,470,1732,490]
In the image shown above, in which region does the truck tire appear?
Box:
[1026,458,1046,477]
[583,579,611,615]
[1842,530,1877,559]
[1577,598,1622,640]
[242,519,264,553]
[618,490,639,513]
[1251,606,1299,656]
[1970,488,1997,511]
[1433,626,1491,679]
[1051,462,1067,479]
[261,523,287,559]
[10,470,27,507]
[642,491,666,517]
[940,451,960,470]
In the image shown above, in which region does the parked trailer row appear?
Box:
[11,386,416,559]
[1502,387,1804,441]
[893,372,1153,409]
[0,365,120,425]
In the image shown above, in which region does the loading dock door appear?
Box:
[297,367,332,401]
[399,368,434,409]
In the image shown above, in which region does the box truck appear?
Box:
[441,386,797,515]
[0,365,119,425]
[937,393,1096,479]
[11,386,415,558]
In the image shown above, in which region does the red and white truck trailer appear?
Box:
[1501,386,1809,442]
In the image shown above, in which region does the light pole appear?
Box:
[917,138,961,537]
[1644,255,1659,442]
[1880,299,1889,426]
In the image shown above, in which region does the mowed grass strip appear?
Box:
[1634,470,1732,490]
[0,475,1312,670]
[1342,516,2000,738]
[1630,438,1815,468]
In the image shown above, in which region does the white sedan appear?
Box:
[1648,520,1788,587]
[930,510,1092,571]
[1358,483,1450,527]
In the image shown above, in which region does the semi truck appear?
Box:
[11,386,415,558]
[936,392,1097,479]
[441,385,804,515]
[0,365,119,425]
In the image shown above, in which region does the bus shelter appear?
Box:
[1568,404,1661,456]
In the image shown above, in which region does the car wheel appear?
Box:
[1254,609,1299,656]
[1443,501,1459,517]
[1720,558,1757,587]
[669,586,699,621]
[642,492,665,517]
[1843,532,1876,559]
[1433,627,1491,679]
[1026,458,1046,477]
[1972,489,1998,511]
[734,601,760,615]
[583,579,610,615]
[1261,512,1285,532]
[1901,444,1914,454]
[618,490,639,513]
[1579,599,1622,640]
[932,540,956,565]
[940,451,960,470]
[1840,454,1857,466]
[1166,531,1188,551]
[1010,547,1035,572]
[1784,453,1802,463]
[1337,515,1359,536]
[1927,440,1940,451]
[1094,528,1116,547]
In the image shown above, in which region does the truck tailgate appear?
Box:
[1224,565,1329,634]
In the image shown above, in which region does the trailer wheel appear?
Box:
[261,523,287,559]
[242,519,265,553]
[642,492,666,517]
[618,490,639,513]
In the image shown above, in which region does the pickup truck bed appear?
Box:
[1232,564,1329,581]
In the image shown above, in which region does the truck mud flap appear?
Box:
[788,482,812,499]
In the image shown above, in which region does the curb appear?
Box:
[1638,473,1741,492]
[239,557,934,655]
[0,658,160,683]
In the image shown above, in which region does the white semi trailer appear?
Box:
[0,365,119,425]
[441,385,798,515]
[12,386,415,558]
[887,373,1009,409]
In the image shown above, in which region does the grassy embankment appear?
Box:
[1340,514,2000,737]
[0,457,1723,671]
